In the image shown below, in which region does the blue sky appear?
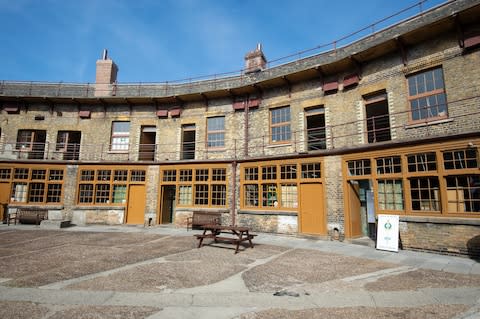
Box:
[0,0,445,84]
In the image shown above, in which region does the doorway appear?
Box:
[139,126,156,161]
[299,183,326,235]
[0,183,10,223]
[346,180,375,238]
[305,106,326,151]
[160,185,176,224]
[181,124,195,160]
[364,92,391,143]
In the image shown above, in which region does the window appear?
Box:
[244,167,258,181]
[347,159,371,176]
[56,131,81,160]
[301,163,321,179]
[211,185,226,206]
[446,175,480,213]
[407,67,447,121]
[407,152,437,172]
[376,156,402,174]
[195,184,209,205]
[207,117,225,148]
[163,170,177,182]
[281,184,298,208]
[241,161,320,210]
[178,185,192,205]
[15,130,46,159]
[160,165,228,208]
[244,184,259,207]
[77,167,145,205]
[110,121,130,151]
[8,166,64,204]
[262,184,278,207]
[262,166,277,180]
[410,177,440,211]
[378,179,404,211]
[443,149,478,170]
[281,164,297,179]
[270,106,291,143]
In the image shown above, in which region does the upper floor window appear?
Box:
[207,116,225,148]
[111,121,130,151]
[270,106,291,143]
[15,130,46,159]
[407,67,447,122]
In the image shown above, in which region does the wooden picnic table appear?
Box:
[195,224,257,254]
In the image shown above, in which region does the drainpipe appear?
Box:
[244,96,249,158]
[231,161,237,226]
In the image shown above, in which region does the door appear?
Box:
[160,186,176,224]
[126,185,146,224]
[299,183,326,235]
[347,181,363,238]
[0,183,10,222]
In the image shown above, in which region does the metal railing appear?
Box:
[1,95,478,163]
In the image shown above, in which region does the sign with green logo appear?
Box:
[376,214,399,252]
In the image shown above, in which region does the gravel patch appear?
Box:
[365,268,480,291]
[236,305,469,319]
[66,244,287,292]
[242,249,395,293]
[0,301,50,319]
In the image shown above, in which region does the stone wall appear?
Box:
[399,218,480,259]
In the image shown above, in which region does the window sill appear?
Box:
[207,147,226,152]
[405,117,453,129]
[400,215,480,226]
[107,150,129,154]
[74,205,126,210]
[267,142,292,148]
[238,209,297,216]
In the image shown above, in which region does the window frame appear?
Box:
[110,121,130,152]
[269,106,291,144]
[406,66,448,123]
[1,165,65,205]
[207,116,226,149]
[76,166,146,206]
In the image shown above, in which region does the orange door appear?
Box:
[300,183,326,235]
[0,183,10,222]
[347,181,363,237]
[126,185,146,224]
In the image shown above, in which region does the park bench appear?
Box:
[7,208,48,226]
[186,211,221,231]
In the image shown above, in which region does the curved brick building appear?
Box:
[1,0,479,257]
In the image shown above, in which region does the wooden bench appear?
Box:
[186,211,221,231]
[7,208,48,226]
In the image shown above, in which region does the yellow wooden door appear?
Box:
[0,183,10,222]
[126,185,146,224]
[300,183,326,235]
[347,181,363,237]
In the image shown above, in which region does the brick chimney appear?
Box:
[244,43,267,74]
[95,49,118,97]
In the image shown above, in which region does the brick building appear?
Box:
[1,0,479,257]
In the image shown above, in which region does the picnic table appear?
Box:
[195,224,257,254]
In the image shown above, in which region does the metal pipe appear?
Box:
[231,161,237,226]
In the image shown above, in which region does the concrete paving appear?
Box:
[0,224,479,319]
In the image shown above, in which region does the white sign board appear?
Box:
[376,214,399,252]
